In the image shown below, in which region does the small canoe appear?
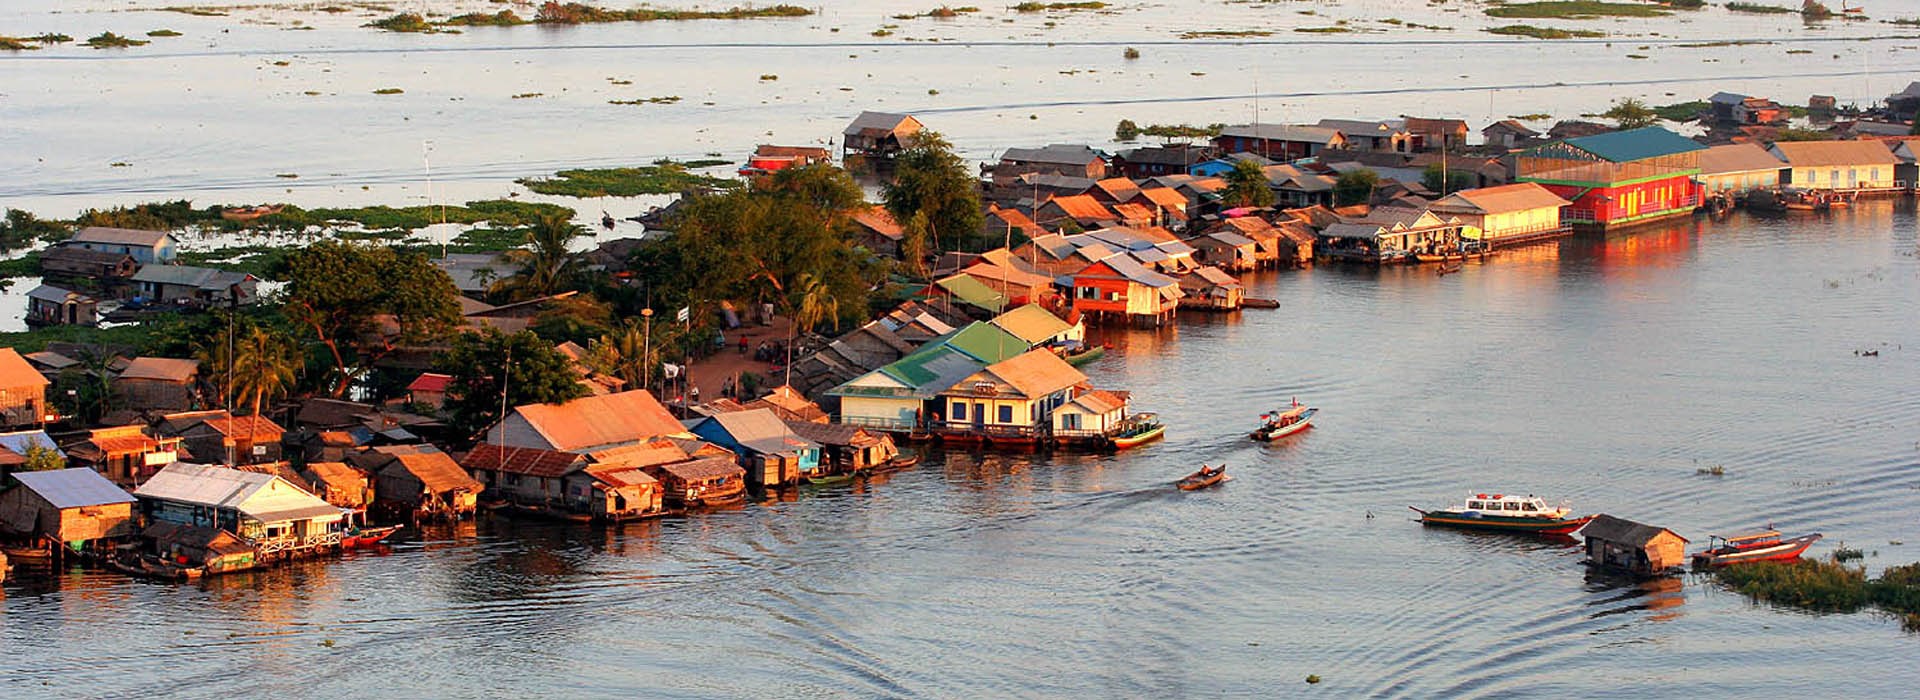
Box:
[873,454,920,472]
[1177,465,1227,491]
[1692,531,1822,567]
[1250,406,1317,442]
[806,473,856,487]
[1111,420,1166,450]
[1063,345,1106,367]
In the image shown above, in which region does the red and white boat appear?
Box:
[1690,530,1822,567]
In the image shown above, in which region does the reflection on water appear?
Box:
[6,204,1920,696]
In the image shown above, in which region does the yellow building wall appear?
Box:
[1791,165,1894,189]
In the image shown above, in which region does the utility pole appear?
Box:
[641,307,654,392]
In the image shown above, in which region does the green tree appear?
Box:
[760,162,866,228]
[0,209,69,254]
[52,349,117,425]
[20,439,66,472]
[280,240,461,397]
[900,210,933,278]
[1604,97,1658,130]
[792,272,842,335]
[436,328,587,438]
[1422,164,1475,195]
[1333,169,1379,207]
[882,130,984,253]
[1115,119,1141,141]
[494,213,586,301]
[1223,159,1275,208]
[528,293,615,346]
[199,321,303,417]
[586,319,651,388]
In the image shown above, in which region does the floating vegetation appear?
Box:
[365,12,437,32]
[372,87,404,95]
[1509,112,1553,120]
[511,92,544,99]
[871,28,894,36]
[158,6,229,16]
[110,162,132,168]
[1654,100,1708,121]
[532,3,813,24]
[1178,29,1274,38]
[1123,46,1140,58]
[1295,25,1352,32]
[275,173,300,179]
[1715,557,1920,630]
[759,74,778,80]
[515,162,739,197]
[147,29,183,37]
[1887,17,1920,25]
[1695,464,1726,476]
[894,6,980,19]
[1674,39,1773,47]
[1726,1,1796,12]
[1626,53,1648,58]
[0,37,35,51]
[607,96,681,105]
[1486,24,1606,38]
[1802,0,1834,18]
[1484,1,1672,19]
[442,10,528,27]
[1013,1,1108,11]
[1786,48,1813,53]
[1835,544,1866,561]
[85,32,150,48]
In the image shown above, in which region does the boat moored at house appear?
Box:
[1691,530,1823,567]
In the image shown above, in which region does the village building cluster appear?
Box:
[7,83,1920,583]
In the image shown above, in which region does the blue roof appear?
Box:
[0,431,64,460]
[1561,127,1705,163]
[11,468,135,509]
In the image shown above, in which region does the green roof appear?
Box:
[1560,126,1704,163]
[935,275,1007,313]
[942,322,1028,364]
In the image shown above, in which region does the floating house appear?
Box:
[135,462,345,559]
[1515,126,1705,229]
[1316,118,1413,153]
[0,348,51,428]
[1767,140,1900,193]
[645,456,746,507]
[63,425,181,488]
[738,144,832,177]
[0,468,136,556]
[1427,182,1571,245]
[784,420,898,474]
[1695,143,1787,193]
[159,410,283,466]
[1482,120,1540,150]
[65,226,178,264]
[460,443,664,521]
[1316,209,1468,264]
[1177,266,1245,311]
[1049,389,1133,445]
[934,349,1088,446]
[352,445,481,521]
[136,521,257,573]
[487,389,691,454]
[39,245,137,289]
[130,264,257,307]
[842,111,922,162]
[690,408,822,488]
[1070,253,1182,327]
[25,285,99,327]
[300,462,373,510]
[114,357,201,413]
[1580,514,1689,576]
[1114,144,1215,179]
[827,322,1029,432]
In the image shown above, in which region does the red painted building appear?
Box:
[1516,126,1705,230]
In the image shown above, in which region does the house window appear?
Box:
[1078,286,1097,299]
[951,402,967,420]
[998,405,1014,424]
[1062,413,1080,430]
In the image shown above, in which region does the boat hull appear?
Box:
[1692,534,1822,567]
[1251,408,1317,442]
[1111,424,1165,449]
[1412,508,1594,535]
[1177,470,1226,491]
[1063,346,1106,367]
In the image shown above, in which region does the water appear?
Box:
[4,204,1918,697]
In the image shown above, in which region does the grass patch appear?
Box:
[1726,1,1795,12]
[1486,24,1606,38]
[177,245,289,277]
[373,87,404,95]
[0,321,167,355]
[0,253,42,278]
[1484,1,1671,18]
[85,32,150,48]
[1888,17,1920,25]
[159,6,228,16]
[1137,122,1226,138]
[1654,100,1708,121]
[608,96,681,105]
[1509,113,1553,120]
[1295,26,1352,32]
[1178,29,1274,38]
[1674,39,1772,47]
[531,3,813,24]
[147,29,183,37]
[516,162,739,197]
[1013,1,1108,11]
[895,6,981,18]
[442,10,529,27]
[1716,558,1920,630]
[0,36,37,51]
[366,12,437,32]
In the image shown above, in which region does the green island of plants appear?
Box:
[1486,24,1606,38]
[368,4,812,33]
[1014,1,1108,11]
[147,29,183,37]
[1484,1,1674,19]
[85,32,150,49]
[516,162,740,197]
[1726,1,1796,12]
[1716,558,1920,630]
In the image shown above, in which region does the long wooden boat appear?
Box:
[1250,404,1316,442]
[342,524,402,549]
[1411,493,1593,535]
[872,454,920,472]
[1176,465,1227,491]
[1110,415,1165,450]
[3,545,53,564]
[1062,345,1106,367]
[107,553,205,582]
[806,472,856,487]
[1691,530,1822,567]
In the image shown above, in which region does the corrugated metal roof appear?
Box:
[1431,182,1571,215]
[462,443,585,477]
[991,305,1074,345]
[1561,126,1705,163]
[976,349,1086,399]
[1218,124,1342,144]
[1768,140,1899,168]
[0,431,64,460]
[701,408,818,455]
[0,348,51,389]
[1002,144,1104,166]
[72,227,173,248]
[12,468,135,508]
[508,390,687,452]
[25,284,90,304]
[118,357,200,382]
[136,462,338,523]
[934,274,1007,312]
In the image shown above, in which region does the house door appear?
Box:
[64,301,77,325]
[972,403,986,429]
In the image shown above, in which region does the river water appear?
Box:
[4,203,1918,697]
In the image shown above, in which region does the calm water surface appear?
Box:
[4,204,1918,698]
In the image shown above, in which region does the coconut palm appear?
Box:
[793,273,841,335]
[231,327,302,417]
[589,319,651,388]
[495,213,585,301]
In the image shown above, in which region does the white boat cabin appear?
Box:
[1458,493,1567,518]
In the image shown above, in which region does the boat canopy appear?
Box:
[1463,493,1553,514]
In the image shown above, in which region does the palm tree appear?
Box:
[793,273,841,335]
[231,327,302,417]
[496,213,585,301]
[588,319,651,388]
[1223,159,1276,208]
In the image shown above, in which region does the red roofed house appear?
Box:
[1034,194,1119,231]
[0,348,51,428]
[351,444,483,521]
[407,372,453,410]
[851,205,905,258]
[62,425,182,488]
[738,144,832,178]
